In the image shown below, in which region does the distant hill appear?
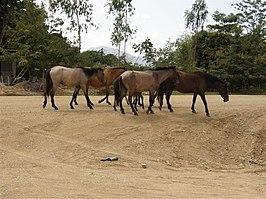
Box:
[87,46,147,66]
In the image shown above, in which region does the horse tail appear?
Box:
[45,69,53,97]
[157,81,164,103]
[114,76,127,105]
[113,76,121,105]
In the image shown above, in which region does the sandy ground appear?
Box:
[0,92,265,198]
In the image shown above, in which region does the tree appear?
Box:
[154,39,177,67]
[107,0,136,65]
[174,34,194,71]
[184,0,208,68]
[184,0,208,32]
[233,0,266,36]
[235,0,266,91]
[3,0,79,79]
[132,37,155,65]
[0,0,24,46]
[48,0,95,51]
[197,0,266,91]
[76,50,118,67]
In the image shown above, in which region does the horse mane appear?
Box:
[105,66,126,70]
[204,73,225,84]
[151,66,176,71]
[79,67,102,77]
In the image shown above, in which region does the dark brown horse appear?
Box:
[113,67,178,115]
[43,66,105,110]
[70,66,126,108]
[158,71,229,116]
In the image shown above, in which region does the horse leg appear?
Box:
[82,87,93,110]
[191,93,197,114]
[199,93,210,117]
[43,93,47,108]
[73,86,80,105]
[98,95,107,104]
[119,97,125,114]
[158,93,164,111]
[50,90,58,110]
[99,86,112,105]
[139,95,144,109]
[113,94,117,111]
[129,95,138,115]
[146,94,155,114]
[166,92,173,112]
[106,93,112,105]
[133,96,138,112]
[70,86,80,109]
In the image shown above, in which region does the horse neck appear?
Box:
[112,69,125,77]
[206,78,223,90]
[155,70,175,84]
[105,69,125,82]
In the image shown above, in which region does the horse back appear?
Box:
[104,67,126,86]
[177,71,206,93]
[50,66,86,87]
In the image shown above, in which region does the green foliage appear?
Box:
[133,37,156,65]
[107,0,136,65]
[184,0,208,31]
[76,50,118,67]
[1,0,265,93]
[49,0,95,51]
[1,0,79,79]
[0,0,24,46]
[233,0,266,35]
[154,40,177,67]
[192,1,266,91]
[174,35,195,71]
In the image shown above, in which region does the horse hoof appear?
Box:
[121,111,125,114]
[206,113,210,117]
[70,106,74,109]
[192,110,196,114]
[170,109,174,112]
[134,112,138,116]
[107,102,112,105]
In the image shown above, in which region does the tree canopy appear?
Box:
[1,0,265,92]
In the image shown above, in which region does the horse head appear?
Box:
[96,68,105,85]
[218,82,229,102]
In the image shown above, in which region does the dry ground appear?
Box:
[0,90,265,198]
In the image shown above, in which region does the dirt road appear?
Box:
[0,95,265,198]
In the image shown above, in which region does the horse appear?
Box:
[43,66,105,110]
[124,92,144,111]
[113,67,178,115]
[157,71,229,117]
[69,66,126,109]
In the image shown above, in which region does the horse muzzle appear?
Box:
[223,99,229,102]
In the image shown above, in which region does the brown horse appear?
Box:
[69,66,126,108]
[43,66,105,110]
[113,67,178,115]
[158,71,229,116]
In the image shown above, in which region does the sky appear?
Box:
[37,0,241,55]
